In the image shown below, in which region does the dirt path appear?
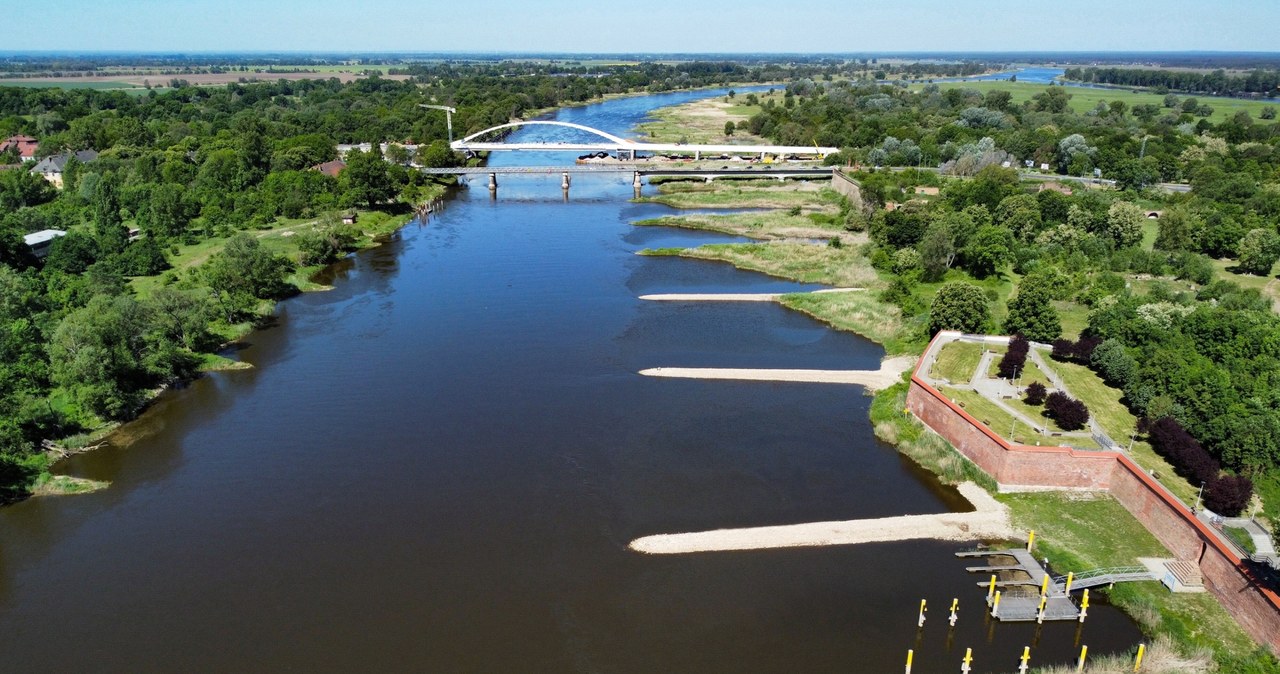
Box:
[629,483,1014,554]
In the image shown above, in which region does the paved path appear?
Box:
[630,483,1014,554]
[1025,349,1120,450]
[639,356,916,392]
[639,288,862,302]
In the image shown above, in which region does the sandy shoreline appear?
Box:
[639,355,915,391]
[629,482,1015,554]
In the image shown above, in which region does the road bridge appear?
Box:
[450,120,838,160]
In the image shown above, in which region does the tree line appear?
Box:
[1064,66,1280,97]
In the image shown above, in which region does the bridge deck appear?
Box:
[418,166,834,176]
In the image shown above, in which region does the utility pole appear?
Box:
[420,104,457,144]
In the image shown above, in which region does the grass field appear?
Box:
[0,80,144,91]
[638,181,838,210]
[1000,490,1261,660]
[929,340,984,382]
[913,81,1278,124]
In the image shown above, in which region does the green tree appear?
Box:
[928,282,990,335]
[1236,228,1280,276]
[201,234,294,321]
[296,215,359,266]
[0,168,57,211]
[342,148,397,209]
[918,220,955,282]
[1003,282,1061,343]
[994,194,1043,241]
[1153,209,1198,252]
[960,224,1014,278]
[1105,201,1145,248]
[149,287,215,352]
[724,121,735,136]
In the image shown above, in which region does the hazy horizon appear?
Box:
[10,0,1279,54]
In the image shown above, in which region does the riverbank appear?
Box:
[33,201,437,496]
[630,177,1274,665]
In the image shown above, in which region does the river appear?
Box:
[0,87,1143,672]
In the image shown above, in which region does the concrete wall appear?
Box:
[830,169,863,206]
[905,332,1280,653]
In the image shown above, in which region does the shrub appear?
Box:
[1203,474,1253,517]
[996,335,1029,379]
[1045,391,1089,431]
[1147,417,1220,486]
[1024,382,1047,406]
[1050,338,1075,361]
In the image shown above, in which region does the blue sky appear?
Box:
[9,0,1279,53]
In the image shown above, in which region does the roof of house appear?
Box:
[0,135,39,159]
[312,159,347,177]
[30,150,98,175]
[23,229,67,247]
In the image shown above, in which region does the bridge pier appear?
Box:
[488,172,498,194]
[633,171,642,198]
[561,172,571,190]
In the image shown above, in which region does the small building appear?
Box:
[0,135,39,162]
[914,186,940,196]
[340,211,358,225]
[311,159,346,177]
[29,150,98,188]
[23,229,67,259]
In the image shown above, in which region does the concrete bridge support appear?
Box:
[488,172,497,194]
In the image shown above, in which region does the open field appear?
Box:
[0,70,409,91]
[913,81,1278,124]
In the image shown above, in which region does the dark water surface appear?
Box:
[0,88,1142,672]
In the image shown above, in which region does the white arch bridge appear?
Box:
[451,120,838,160]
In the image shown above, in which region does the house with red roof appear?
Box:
[0,135,39,162]
[311,159,346,177]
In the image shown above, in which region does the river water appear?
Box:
[0,87,1142,672]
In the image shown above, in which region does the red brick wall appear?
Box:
[905,334,1280,653]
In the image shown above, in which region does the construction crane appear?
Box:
[419,104,457,143]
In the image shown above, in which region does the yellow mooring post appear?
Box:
[1078,589,1090,624]
[949,598,959,627]
[1065,571,1074,595]
[961,647,973,674]
[905,649,913,674]
[1077,645,1088,673]
[987,575,997,606]
[1133,643,1145,671]
[1027,529,1035,552]
[918,599,928,628]
[992,590,1002,618]
[1036,595,1047,624]
[1040,573,1050,597]
[1018,646,1031,674]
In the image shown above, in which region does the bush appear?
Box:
[1024,382,1047,406]
[1045,391,1089,430]
[1147,417,1220,486]
[1203,474,1253,517]
[996,335,1029,379]
[1050,338,1075,361]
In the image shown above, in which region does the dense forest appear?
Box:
[742,77,1280,514]
[1064,66,1280,98]
[0,61,820,500]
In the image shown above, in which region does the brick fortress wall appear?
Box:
[905,332,1280,652]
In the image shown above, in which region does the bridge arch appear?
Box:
[455,120,634,147]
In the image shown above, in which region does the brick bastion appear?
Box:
[905,331,1280,653]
